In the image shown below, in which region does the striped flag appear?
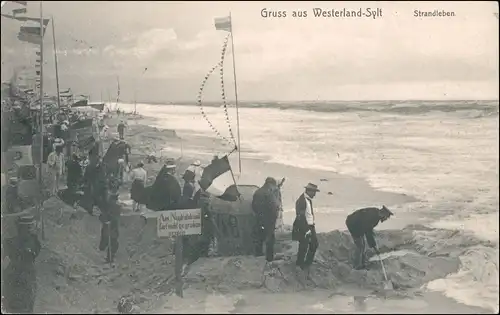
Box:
[199,155,240,201]
[2,14,50,25]
[214,16,231,32]
[17,20,49,45]
[12,7,26,16]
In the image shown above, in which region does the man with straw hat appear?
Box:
[2,214,41,313]
[292,183,321,274]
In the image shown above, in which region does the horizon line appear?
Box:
[122,99,500,104]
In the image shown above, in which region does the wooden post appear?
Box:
[38,1,45,241]
[51,16,61,109]
[229,12,242,175]
[174,235,184,297]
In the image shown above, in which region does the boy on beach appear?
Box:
[117,120,127,140]
[345,206,394,270]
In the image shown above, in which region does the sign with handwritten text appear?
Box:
[156,208,202,238]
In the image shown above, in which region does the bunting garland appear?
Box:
[197,33,237,149]
[219,34,237,147]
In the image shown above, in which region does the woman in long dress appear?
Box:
[46,144,64,196]
[130,162,147,212]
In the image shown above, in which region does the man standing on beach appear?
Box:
[251,177,282,262]
[99,190,121,263]
[2,215,42,313]
[117,120,127,140]
[292,183,320,273]
[345,206,394,270]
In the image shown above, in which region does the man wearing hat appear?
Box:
[2,214,41,313]
[251,177,282,262]
[345,205,394,270]
[292,183,320,272]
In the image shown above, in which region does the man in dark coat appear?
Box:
[66,154,82,192]
[292,183,320,271]
[81,157,108,215]
[2,215,41,313]
[5,177,22,214]
[181,169,199,209]
[147,160,181,211]
[251,177,282,262]
[99,190,121,263]
[345,205,394,270]
[117,120,126,140]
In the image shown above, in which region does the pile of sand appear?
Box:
[184,227,463,297]
[34,198,177,314]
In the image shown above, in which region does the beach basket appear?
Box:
[207,185,259,256]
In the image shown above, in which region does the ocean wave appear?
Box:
[137,100,499,116]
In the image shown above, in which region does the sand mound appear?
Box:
[31,198,495,313]
[185,227,467,296]
[34,198,177,314]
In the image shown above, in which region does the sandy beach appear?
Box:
[30,111,495,314]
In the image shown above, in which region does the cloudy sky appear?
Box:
[1,1,498,102]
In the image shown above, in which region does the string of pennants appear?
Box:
[197,33,238,150]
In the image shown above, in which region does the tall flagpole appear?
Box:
[38,0,45,240]
[51,16,61,109]
[229,12,242,175]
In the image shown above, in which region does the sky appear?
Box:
[1,1,499,102]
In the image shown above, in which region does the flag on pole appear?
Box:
[12,7,27,16]
[17,23,48,45]
[2,14,50,24]
[199,155,240,201]
[214,16,232,32]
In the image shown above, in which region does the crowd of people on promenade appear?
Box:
[2,97,395,313]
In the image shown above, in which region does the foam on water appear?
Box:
[118,101,499,312]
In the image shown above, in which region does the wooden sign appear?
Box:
[156,208,202,238]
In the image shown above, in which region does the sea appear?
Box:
[117,100,499,313]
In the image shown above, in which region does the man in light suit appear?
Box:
[292,183,320,271]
